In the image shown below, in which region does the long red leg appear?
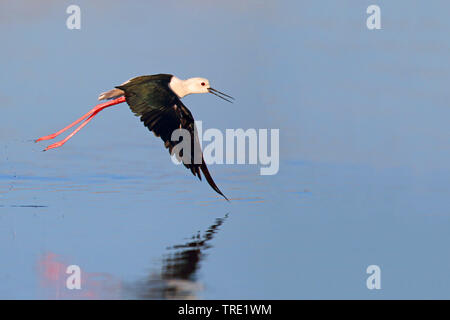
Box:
[35,96,126,143]
[43,109,101,151]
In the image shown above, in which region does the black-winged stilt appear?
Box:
[35,74,234,200]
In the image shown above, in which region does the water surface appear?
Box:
[1,0,450,299]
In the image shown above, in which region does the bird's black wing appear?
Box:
[115,74,175,116]
[117,75,228,200]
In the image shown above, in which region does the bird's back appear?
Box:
[115,74,176,116]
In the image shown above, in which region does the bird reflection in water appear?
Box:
[131,213,229,299]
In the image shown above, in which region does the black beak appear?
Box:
[208,88,235,103]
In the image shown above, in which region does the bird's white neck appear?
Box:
[169,76,190,98]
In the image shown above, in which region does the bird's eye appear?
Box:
[201,82,205,86]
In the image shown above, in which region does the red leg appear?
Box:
[36,96,126,142]
[43,109,101,151]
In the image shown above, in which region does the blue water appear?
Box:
[1,0,449,299]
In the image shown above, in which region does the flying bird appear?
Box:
[35,74,234,200]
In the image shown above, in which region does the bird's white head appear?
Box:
[184,77,211,94]
[169,76,234,102]
[169,76,209,97]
